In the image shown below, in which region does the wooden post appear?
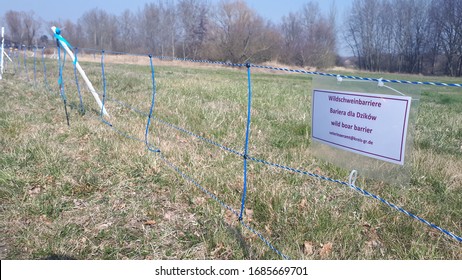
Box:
[51,26,109,116]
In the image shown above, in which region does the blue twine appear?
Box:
[154,117,243,157]
[245,155,462,243]
[15,50,19,74]
[54,27,73,49]
[41,47,52,92]
[73,48,85,113]
[98,49,462,87]
[31,43,461,258]
[156,152,289,259]
[145,55,161,153]
[23,47,29,82]
[239,63,253,220]
[102,118,146,143]
[108,96,149,117]
[98,50,147,143]
[33,48,37,86]
[56,41,70,126]
[249,64,462,88]
[100,50,107,119]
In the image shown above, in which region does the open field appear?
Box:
[0,53,461,259]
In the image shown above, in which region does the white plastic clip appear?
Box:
[337,75,343,83]
[378,78,384,87]
[349,170,358,186]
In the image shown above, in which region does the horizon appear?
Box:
[0,0,354,56]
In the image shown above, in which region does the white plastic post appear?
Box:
[51,26,108,116]
[1,27,4,80]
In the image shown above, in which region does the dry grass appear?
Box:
[0,54,461,260]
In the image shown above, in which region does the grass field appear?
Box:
[0,52,461,259]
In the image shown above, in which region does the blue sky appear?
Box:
[1,0,353,23]
[1,0,354,54]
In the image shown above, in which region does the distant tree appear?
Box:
[22,11,40,46]
[210,0,279,63]
[280,1,336,68]
[117,9,139,52]
[280,12,304,65]
[138,3,162,54]
[177,0,209,59]
[5,10,40,46]
[345,0,461,76]
[78,8,118,50]
[5,11,23,44]
[49,19,84,48]
[39,35,49,47]
[430,0,462,76]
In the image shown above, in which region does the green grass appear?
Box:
[0,54,461,260]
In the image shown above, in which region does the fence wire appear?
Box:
[3,43,461,260]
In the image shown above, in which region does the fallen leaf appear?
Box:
[303,241,314,255]
[319,242,333,258]
[143,220,156,226]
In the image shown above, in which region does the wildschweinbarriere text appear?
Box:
[328,95,382,107]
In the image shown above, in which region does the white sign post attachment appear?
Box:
[51,26,108,116]
[312,89,412,165]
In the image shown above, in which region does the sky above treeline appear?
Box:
[1,0,353,23]
[1,0,354,55]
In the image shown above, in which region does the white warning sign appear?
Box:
[312,89,412,165]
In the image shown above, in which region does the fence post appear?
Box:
[16,50,19,74]
[100,50,108,120]
[23,46,29,81]
[51,26,108,116]
[57,40,70,126]
[145,54,161,153]
[42,47,51,92]
[33,47,37,86]
[239,62,253,221]
[73,48,85,113]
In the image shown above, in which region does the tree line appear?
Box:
[1,0,461,76]
[345,0,462,76]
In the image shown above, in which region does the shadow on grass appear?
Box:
[222,221,255,259]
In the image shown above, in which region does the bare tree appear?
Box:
[280,12,303,65]
[78,8,118,50]
[280,1,336,68]
[49,19,83,48]
[117,9,139,52]
[431,0,462,76]
[139,3,162,54]
[5,11,22,45]
[177,0,209,59]
[210,0,279,63]
[22,11,40,47]
[346,0,411,72]
[5,10,40,47]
